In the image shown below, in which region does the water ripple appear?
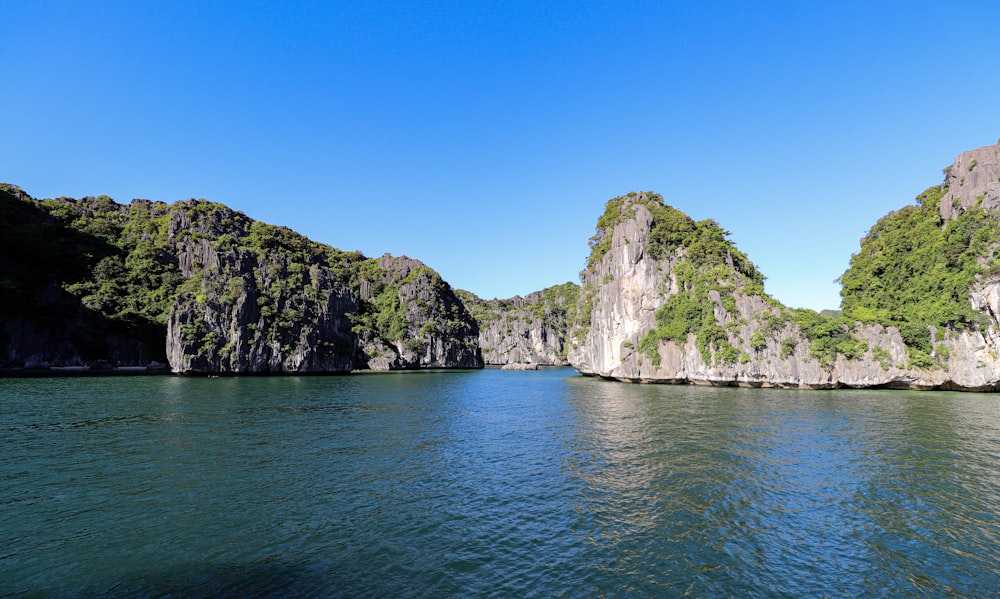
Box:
[2,372,999,597]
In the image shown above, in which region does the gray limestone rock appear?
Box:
[940,144,1000,220]
[459,283,578,366]
[164,203,357,374]
[158,202,482,374]
[351,254,483,370]
[568,187,1000,391]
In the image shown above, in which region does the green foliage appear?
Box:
[626,197,768,367]
[759,309,789,335]
[791,309,868,370]
[527,282,581,321]
[350,260,408,341]
[935,343,950,363]
[587,194,637,267]
[404,337,428,355]
[713,339,741,366]
[584,192,765,291]
[1,184,484,367]
[840,185,1000,358]
[871,346,892,370]
[780,337,797,359]
[350,259,474,356]
[570,282,599,344]
[907,347,936,370]
[648,208,764,292]
[0,187,182,362]
[458,282,580,361]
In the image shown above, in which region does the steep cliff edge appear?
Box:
[0,188,482,373]
[458,282,579,365]
[569,145,1000,390]
[161,204,483,373]
[164,201,360,373]
[0,185,180,368]
[350,254,482,370]
[940,144,1000,220]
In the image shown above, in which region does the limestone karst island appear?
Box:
[3,141,1000,390]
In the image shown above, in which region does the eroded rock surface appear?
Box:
[352,255,482,370]
[459,283,578,366]
[165,209,483,374]
[0,188,482,374]
[940,144,1000,220]
[569,171,1000,390]
[165,203,359,373]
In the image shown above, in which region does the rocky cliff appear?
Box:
[0,188,482,373]
[351,254,482,370]
[0,186,177,369]
[162,205,483,373]
[940,144,1000,220]
[8,141,1000,386]
[458,283,579,365]
[164,201,360,373]
[569,145,1000,390]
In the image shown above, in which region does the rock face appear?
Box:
[0,186,176,369]
[940,144,1000,220]
[352,255,482,370]
[568,168,1000,391]
[458,283,578,366]
[501,363,539,370]
[164,202,359,373]
[8,140,1000,387]
[0,188,483,374]
[164,207,483,374]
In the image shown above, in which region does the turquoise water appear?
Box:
[2,368,999,597]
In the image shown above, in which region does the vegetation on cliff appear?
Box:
[459,283,580,329]
[9,139,1000,379]
[839,185,1000,367]
[0,185,181,362]
[0,186,480,371]
[573,143,1000,383]
[458,282,579,364]
[578,191,873,371]
[587,192,763,277]
[583,192,772,366]
[350,255,479,362]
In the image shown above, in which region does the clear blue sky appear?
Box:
[3,1,999,310]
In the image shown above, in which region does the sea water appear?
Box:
[2,369,999,597]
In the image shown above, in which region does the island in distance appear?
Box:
[3,140,1000,390]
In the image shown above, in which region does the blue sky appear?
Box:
[3,1,999,310]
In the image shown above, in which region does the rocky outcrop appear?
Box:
[164,203,359,373]
[501,363,539,370]
[0,186,174,369]
[1,188,482,374]
[9,141,1000,385]
[165,208,482,374]
[568,176,1000,391]
[352,255,482,370]
[940,144,1000,220]
[458,283,578,366]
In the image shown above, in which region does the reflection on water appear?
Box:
[563,379,1000,596]
[1,371,999,597]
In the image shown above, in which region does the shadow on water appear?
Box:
[51,560,354,598]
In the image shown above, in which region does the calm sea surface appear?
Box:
[2,368,999,598]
